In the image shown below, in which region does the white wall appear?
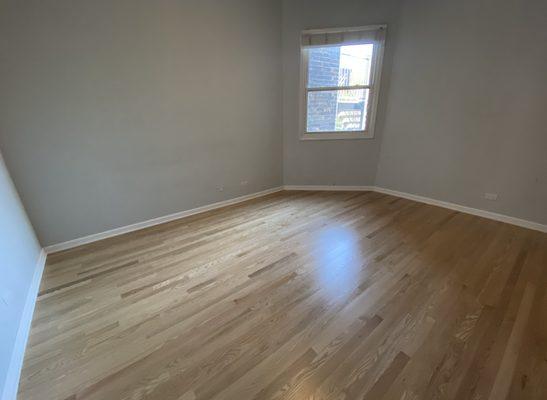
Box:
[0,0,283,246]
[0,152,42,399]
[375,0,547,225]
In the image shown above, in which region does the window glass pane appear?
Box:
[306,89,369,132]
[307,44,373,88]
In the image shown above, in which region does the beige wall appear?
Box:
[0,0,283,246]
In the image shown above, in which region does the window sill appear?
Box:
[300,132,374,141]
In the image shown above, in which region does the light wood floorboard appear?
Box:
[18,190,547,400]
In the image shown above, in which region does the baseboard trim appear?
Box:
[283,185,546,233]
[45,187,284,254]
[284,185,375,192]
[373,186,547,233]
[45,183,545,254]
[2,249,47,400]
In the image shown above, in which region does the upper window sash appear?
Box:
[301,25,385,48]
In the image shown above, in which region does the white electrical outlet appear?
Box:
[240,180,248,186]
[217,186,224,192]
[484,193,498,201]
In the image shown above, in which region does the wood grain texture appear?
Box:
[18,190,547,400]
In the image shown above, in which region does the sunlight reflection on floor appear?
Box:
[313,225,361,302]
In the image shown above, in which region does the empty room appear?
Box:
[1,0,546,399]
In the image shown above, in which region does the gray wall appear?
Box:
[0,152,42,399]
[2,0,545,250]
[0,0,283,246]
[374,0,547,224]
[282,0,546,225]
[282,0,402,186]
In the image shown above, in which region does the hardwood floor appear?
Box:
[18,190,547,400]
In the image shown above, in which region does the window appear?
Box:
[300,25,386,140]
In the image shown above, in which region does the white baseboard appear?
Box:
[45,187,284,254]
[284,184,546,233]
[44,183,545,254]
[284,185,374,192]
[5,184,543,400]
[2,249,47,400]
[373,186,547,233]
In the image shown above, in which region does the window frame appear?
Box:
[299,25,387,141]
